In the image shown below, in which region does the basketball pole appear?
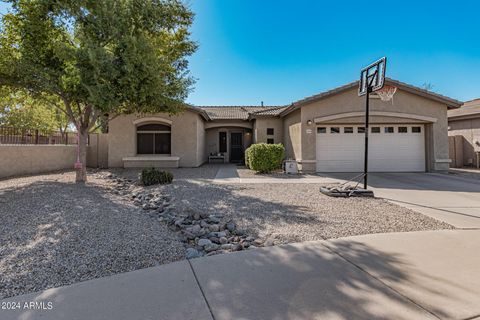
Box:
[364,85,370,189]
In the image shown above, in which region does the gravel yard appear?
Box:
[0,171,184,299]
[151,179,454,245]
[0,166,454,299]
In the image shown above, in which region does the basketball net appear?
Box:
[376,85,397,103]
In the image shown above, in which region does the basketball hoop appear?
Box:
[375,85,397,102]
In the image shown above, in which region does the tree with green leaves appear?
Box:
[0,87,70,133]
[0,0,197,182]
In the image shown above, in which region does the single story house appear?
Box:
[108,78,461,172]
[448,98,480,168]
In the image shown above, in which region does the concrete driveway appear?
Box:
[323,172,480,228]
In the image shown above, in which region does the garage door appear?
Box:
[316,125,425,172]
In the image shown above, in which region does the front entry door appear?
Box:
[230,132,244,163]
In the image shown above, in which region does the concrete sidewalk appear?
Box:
[2,230,479,320]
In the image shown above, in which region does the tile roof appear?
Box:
[198,106,283,120]
[249,106,288,117]
[448,98,480,119]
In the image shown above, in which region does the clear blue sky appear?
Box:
[188,0,480,105]
[1,1,479,105]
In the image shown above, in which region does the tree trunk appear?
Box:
[75,129,88,183]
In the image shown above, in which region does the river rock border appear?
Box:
[97,172,267,259]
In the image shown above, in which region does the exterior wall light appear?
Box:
[307,120,313,125]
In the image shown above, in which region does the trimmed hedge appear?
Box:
[140,168,173,186]
[245,143,285,173]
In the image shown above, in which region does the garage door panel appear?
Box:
[316,125,425,172]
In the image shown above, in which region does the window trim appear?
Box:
[344,127,354,134]
[219,131,227,153]
[384,126,394,133]
[136,123,172,155]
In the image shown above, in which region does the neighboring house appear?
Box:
[448,98,480,168]
[108,78,461,172]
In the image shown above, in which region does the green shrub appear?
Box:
[140,168,174,186]
[245,143,285,173]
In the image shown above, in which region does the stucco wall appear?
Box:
[448,117,480,166]
[0,145,77,179]
[253,118,283,144]
[296,87,450,172]
[282,109,302,161]
[108,111,204,168]
[196,116,206,166]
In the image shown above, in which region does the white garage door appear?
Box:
[316,125,425,172]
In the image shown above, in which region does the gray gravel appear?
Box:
[147,179,454,245]
[0,167,454,299]
[0,171,184,299]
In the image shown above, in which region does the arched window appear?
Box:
[137,123,171,154]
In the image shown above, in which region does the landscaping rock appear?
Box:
[186,248,201,259]
[197,238,212,247]
[204,243,220,252]
[226,222,236,232]
[208,224,220,232]
[208,215,221,224]
[220,243,233,250]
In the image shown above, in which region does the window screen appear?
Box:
[154,133,171,154]
[137,133,154,154]
[137,123,171,154]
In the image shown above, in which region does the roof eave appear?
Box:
[384,79,462,109]
[448,113,480,121]
[279,78,462,117]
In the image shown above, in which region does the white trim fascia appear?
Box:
[314,111,437,124]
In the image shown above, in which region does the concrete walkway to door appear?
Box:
[213,164,343,184]
[323,172,480,228]
[2,229,479,320]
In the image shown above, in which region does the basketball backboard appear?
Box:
[358,57,387,96]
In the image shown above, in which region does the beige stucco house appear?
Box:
[448,98,480,167]
[108,78,461,172]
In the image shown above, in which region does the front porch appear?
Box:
[205,125,252,164]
